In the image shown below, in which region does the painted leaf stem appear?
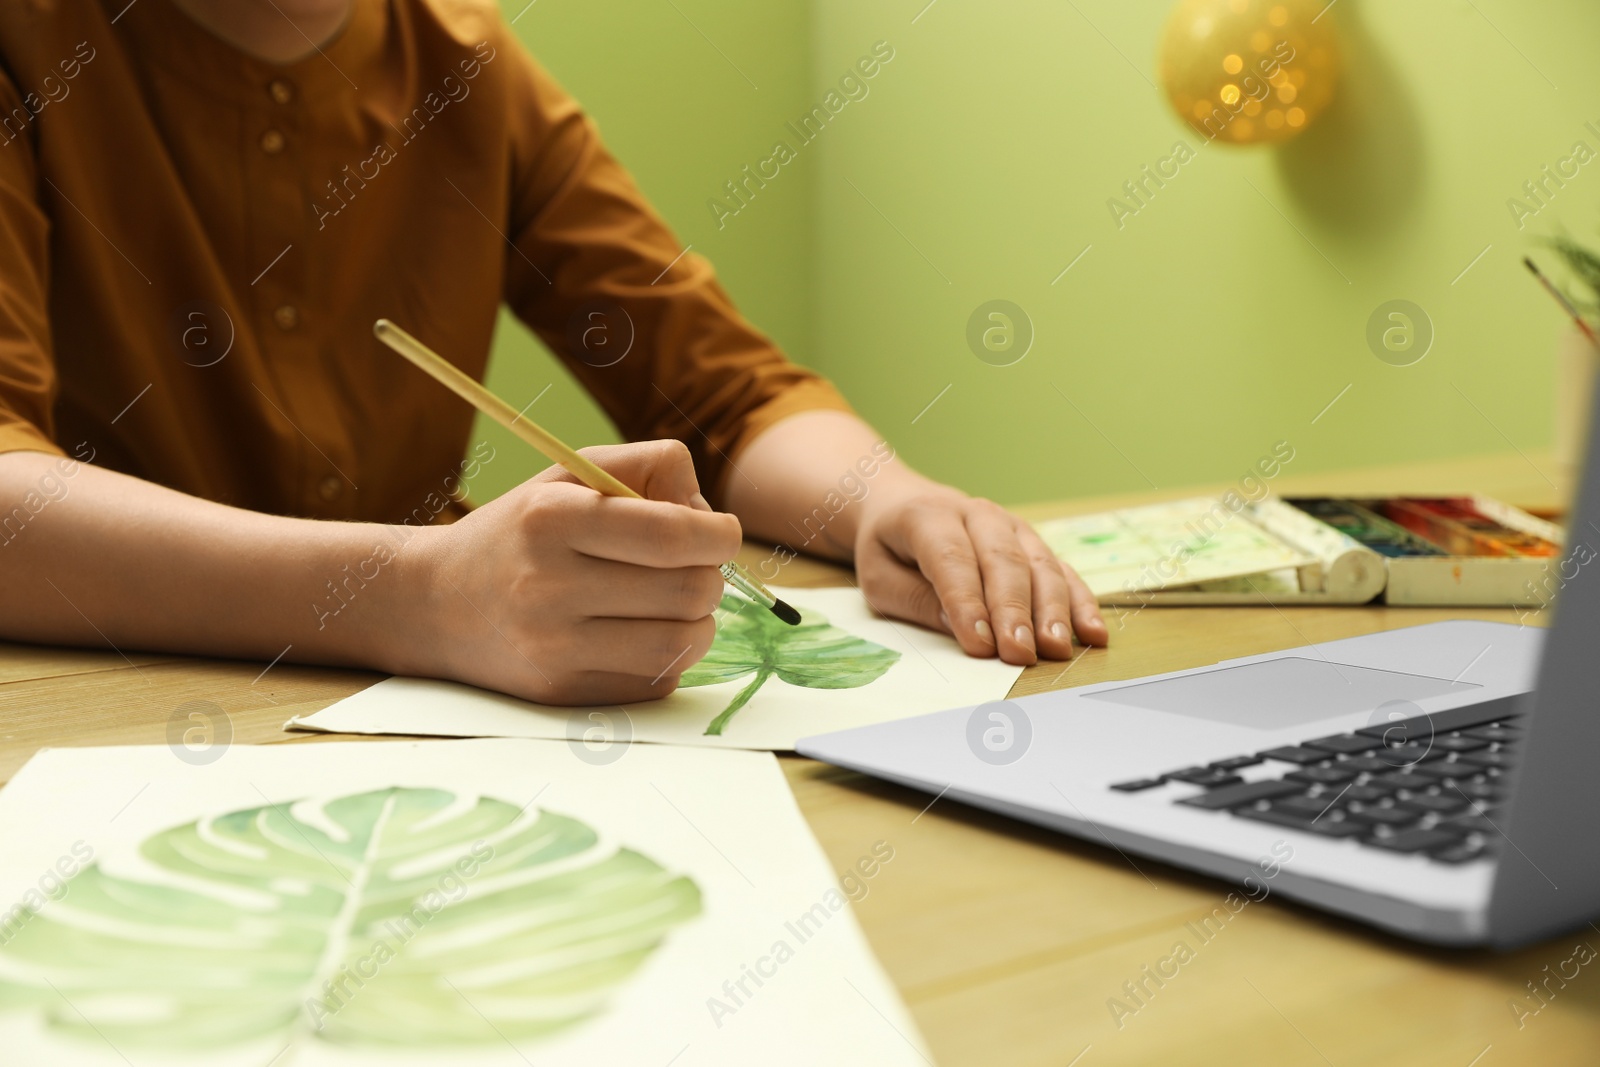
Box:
[681,594,902,736]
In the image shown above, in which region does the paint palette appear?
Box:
[1283,497,1446,558]
[1371,497,1561,558]
[1039,494,1567,607]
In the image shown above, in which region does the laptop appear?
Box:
[797,391,1600,949]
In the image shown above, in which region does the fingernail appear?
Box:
[1014,625,1035,650]
[1051,622,1068,642]
[938,610,950,630]
[689,492,712,512]
[975,619,994,644]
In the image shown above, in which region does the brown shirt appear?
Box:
[0,0,848,522]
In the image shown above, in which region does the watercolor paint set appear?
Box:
[1037,494,1567,607]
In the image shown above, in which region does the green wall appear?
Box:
[811,0,1600,503]
[472,0,815,501]
[481,0,1600,507]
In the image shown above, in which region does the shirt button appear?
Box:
[268,80,294,105]
[274,305,298,330]
[260,129,286,154]
[317,476,341,502]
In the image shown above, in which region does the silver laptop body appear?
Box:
[799,385,1600,948]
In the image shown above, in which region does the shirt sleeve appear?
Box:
[496,38,853,501]
[0,68,62,459]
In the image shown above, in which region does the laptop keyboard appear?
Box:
[1109,701,1524,864]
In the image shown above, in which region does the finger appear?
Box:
[556,491,742,568]
[1015,524,1075,660]
[898,509,997,657]
[567,440,705,507]
[962,503,1038,666]
[566,615,718,682]
[856,535,946,632]
[1063,562,1109,647]
[574,559,726,622]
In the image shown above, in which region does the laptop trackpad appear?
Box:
[1083,657,1482,730]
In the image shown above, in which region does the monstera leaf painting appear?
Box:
[0,787,700,1053]
[681,594,902,736]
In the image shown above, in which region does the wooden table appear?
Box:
[4,451,1596,1065]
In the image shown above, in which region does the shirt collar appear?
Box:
[118,0,391,107]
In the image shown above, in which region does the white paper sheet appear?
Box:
[288,586,1025,751]
[0,740,930,1066]
[1035,498,1314,596]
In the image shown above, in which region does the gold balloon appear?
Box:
[1158,0,1341,146]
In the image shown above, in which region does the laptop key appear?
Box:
[1430,735,1491,753]
[1305,734,1385,754]
[1110,778,1166,792]
[1457,750,1516,770]
[1175,779,1306,811]
[1165,767,1245,788]
[1257,746,1330,765]
[1340,785,1389,803]
[1397,793,1469,815]
[1370,772,1435,792]
[1439,813,1499,833]
[1273,794,1345,819]
[1287,766,1358,785]
[1462,723,1519,742]
[1453,780,1500,802]
[1395,761,1468,780]
[1234,806,1368,837]
[1376,743,1447,765]
[1336,756,1396,774]
[1208,755,1264,771]
[1366,828,1463,854]
[1344,806,1419,827]
[1431,842,1491,864]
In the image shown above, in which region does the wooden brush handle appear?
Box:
[373,319,640,500]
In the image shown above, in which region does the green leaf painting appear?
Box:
[0,788,700,1052]
[681,594,902,736]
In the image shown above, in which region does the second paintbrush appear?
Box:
[372,318,801,627]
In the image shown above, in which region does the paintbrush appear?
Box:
[1524,256,1600,348]
[373,318,801,626]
